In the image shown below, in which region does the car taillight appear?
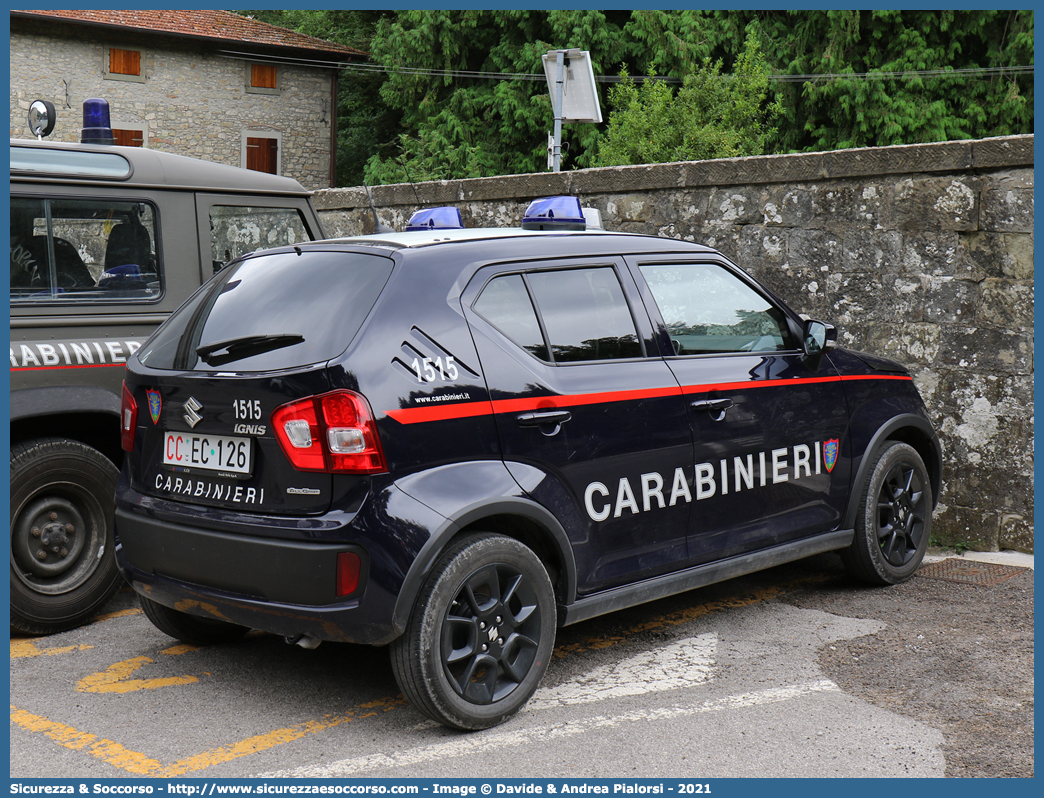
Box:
[271,397,325,471]
[120,381,137,452]
[272,390,387,474]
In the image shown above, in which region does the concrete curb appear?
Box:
[924,549,1034,570]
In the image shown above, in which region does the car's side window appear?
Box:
[527,267,642,362]
[472,273,549,361]
[640,262,796,355]
[208,205,310,274]
[474,266,642,364]
[10,196,161,303]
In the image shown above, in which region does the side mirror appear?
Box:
[802,319,837,360]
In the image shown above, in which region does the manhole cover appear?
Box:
[917,558,1029,586]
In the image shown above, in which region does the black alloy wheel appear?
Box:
[440,560,544,705]
[875,458,929,568]
[842,441,932,585]
[390,534,556,730]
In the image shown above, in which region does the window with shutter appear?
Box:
[110,48,140,76]
[246,137,279,175]
[251,64,277,89]
[247,64,280,95]
[104,47,144,83]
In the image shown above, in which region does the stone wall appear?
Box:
[312,136,1034,553]
[10,19,334,190]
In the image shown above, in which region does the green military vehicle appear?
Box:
[10,99,326,634]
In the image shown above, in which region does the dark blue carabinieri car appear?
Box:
[115,196,942,730]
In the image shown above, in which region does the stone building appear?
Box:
[10,9,364,190]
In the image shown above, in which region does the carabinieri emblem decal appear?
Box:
[146,389,162,425]
[823,438,839,473]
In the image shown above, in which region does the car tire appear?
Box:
[139,595,250,645]
[10,438,123,635]
[390,534,556,730]
[841,441,932,585]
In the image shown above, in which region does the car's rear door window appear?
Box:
[528,266,642,362]
[473,265,642,364]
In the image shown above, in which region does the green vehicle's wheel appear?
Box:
[10,438,123,635]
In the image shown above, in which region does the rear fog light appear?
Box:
[336,551,362,597]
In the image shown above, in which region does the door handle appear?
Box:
[516,410,572,427]
[690,398,733,421]
[517,410,571,436]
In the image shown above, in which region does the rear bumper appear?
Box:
[114,503,408,645]
[116,507,366,605]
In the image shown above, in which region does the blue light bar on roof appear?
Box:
[406,207,464,231]
[521,196,586,231]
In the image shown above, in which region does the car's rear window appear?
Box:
[138,250,393,371]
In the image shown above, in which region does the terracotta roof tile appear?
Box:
[11,9,365,59]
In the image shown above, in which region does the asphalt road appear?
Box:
[10,549,1033,779]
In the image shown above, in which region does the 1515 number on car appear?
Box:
[411,356,459,383]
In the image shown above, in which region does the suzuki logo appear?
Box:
[183,397,203,428]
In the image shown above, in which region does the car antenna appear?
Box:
[397,156,423,206]
[362,182,395,234]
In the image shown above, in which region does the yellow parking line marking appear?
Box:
[10,706,164,775]
[11,639,93,659]
[76,646,203,694]
[162,644,200,657]
[93,607,144,623]
[156,696,405,777]
[76,656,199,694]
[10,697,406,777]
[13,573,823,774]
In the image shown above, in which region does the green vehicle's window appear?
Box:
[10,196,161,304]
[208,205,310,274]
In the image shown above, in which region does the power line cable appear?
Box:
[769,65,1034,83]
[217,48,1033,84]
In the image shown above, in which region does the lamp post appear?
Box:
[552,50,565,172]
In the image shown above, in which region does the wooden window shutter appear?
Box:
[110,48,141,76]
[251,64,278,89]
[246,137,278,174]
[113,129,144,147]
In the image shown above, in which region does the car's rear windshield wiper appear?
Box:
[196,334,305,367]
